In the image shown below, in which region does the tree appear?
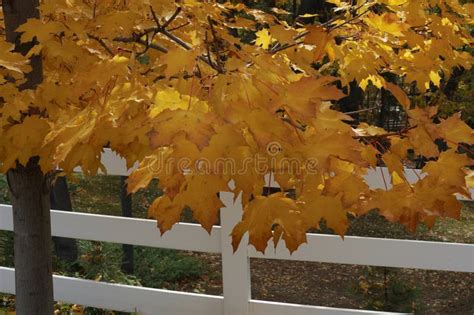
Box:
[51,175,78,263]
[2,0,54,313]
[120,176,134,274]
[0,0,472,312]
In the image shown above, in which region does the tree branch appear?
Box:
[113,35,169,53]
[162,7,182,29]
[353,125,417,140]
[344,106,378,115]
[88,33,115,56]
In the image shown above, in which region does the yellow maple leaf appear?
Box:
[365,13,407,37]
[385,82,410,110]
[254,29,272,49]
[422,150,471,189]
[429,70,441,88]
[176,174,228,232]
[0,41,32,75]
[438,113,474,145]
[232,193,306,253]
[149,195,184,234]
[299,192,348,237]
[158,48,198,78]
[150,88,208,118]
[148,110,219,150]
[382,152,407,185]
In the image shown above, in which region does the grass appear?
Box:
[67,174,160,218]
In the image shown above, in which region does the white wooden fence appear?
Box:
[0,149,473,315]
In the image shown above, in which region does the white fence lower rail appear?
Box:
[0,204,472,272]
[0,267,405,315]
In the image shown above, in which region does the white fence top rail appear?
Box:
[0,204,472,272]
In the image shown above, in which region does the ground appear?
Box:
[0,174,473,314]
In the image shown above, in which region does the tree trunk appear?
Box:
[3,0,54,313]
[51,176,78,263]
[298,0,333,23]
[7,159,54,315]
[3,0,43,88]
[338,80,364,125]
[120,176,134,274]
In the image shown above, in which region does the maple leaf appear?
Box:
[269,24,297,43]
[176,174,228,233]
[422,150,471,191]
[382,152,407,185]
[127,156,161,194]
[0,116,50,172]
[0,41,32,75]
[148,195,184,234]
[365,13,408,37]
[254,29,272,49]
[380,0,408,5]
[280,76,346,119]
[355,123,387,137]
[437,113,474,145]
[298,192,349,237]
[17,19,65,43]
[390,137,412,159]
[367,184,421,232]
[1,0,473,258]
[151,87,208,117]
[232,193,306,253]
[385,82,410,110]
[324,169,369,208]
[302,25,333,62]
[147,110,219,150]
[158,48,199,78]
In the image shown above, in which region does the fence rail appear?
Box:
[1,149,473,314]
[0,204,472,273]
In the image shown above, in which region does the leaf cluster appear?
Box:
[0,0,473,252]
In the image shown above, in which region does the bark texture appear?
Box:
[3,0,43,88]
[7,159,54,315]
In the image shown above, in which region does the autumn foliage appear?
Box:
[1,0,473,253]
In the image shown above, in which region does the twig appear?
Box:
[168,22,190,32]
[294,30,310,41]
[344,106,378,115]
[162,7,182,29]
[207,16,224,70]
[270,41,302,54]
[160,29,192,50]
[150,5,161,27]
[322,0,369,28]
[328,8,371,32]
[87,33,114,56]
[353,125,417,140]
[113,35,169,53]
[269,30,308,54]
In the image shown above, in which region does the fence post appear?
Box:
[220,191,251,315]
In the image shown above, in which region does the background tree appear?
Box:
[0,0,472,312]
[120,176,134,274]
[51,175,78,263]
